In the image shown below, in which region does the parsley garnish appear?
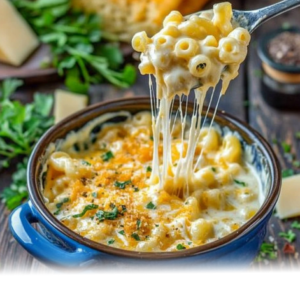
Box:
[146,166,152,172]
[282,169,294,178]
[256,242,277,261]
[72,204,99,218]
[134,187,139,192]
[107,239,115,245]
[211,167,217,172]
[96,206,119,221]
[176,244,186,250]
[279,230,296,243]
[131,233,141,241]
[281,142,291,153]
[234,179,246,187]
[136,219,141,230]
[54,197,70,215]
[82,160,91,166]
[118,230,125,235]
[101,151,114,162]
[146,201,156,209]
[12,0,136,93]
[114,180,132,189]
[291,221,300,229]
[0,79,54,210]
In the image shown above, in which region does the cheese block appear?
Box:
[54,90,88,123]
[0,0,39,66]
[276,174,300,219]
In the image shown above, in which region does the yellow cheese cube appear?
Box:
[0,0,39,66]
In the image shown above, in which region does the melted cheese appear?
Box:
[132,2,250,195]
[43,111,262,251]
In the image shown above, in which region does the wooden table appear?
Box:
[1,0,300,272]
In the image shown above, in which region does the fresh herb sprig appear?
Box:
[0,79,54,209]
[12,0,136,94]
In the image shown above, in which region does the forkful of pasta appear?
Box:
[188,0,300,34]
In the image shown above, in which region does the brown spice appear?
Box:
[267,32,300,66]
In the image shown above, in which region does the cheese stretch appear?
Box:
[0,0,39,66]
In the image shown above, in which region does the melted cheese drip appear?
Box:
[132,2,251,195]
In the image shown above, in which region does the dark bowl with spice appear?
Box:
[257,26,300,110]
[9,97,281,269]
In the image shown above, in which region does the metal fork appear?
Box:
[189,0,300,33]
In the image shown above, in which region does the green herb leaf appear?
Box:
[131,233,141,241]
[279,230,296,243]
[96,206,119,221]
[81,160,91,166]
[146,201,156,209]
[176,244,186,250]
[234,179,246,187]
[136,219,141,230]
[101,150,114,162]
[291,221,300,230]
[72,204,99,218]
[281,142,291,153]
[118,230,125,235]
[107,239,115,245]
[256,242,277,261]
[114,180,132,189]
[146,166,152,172]
[282,169,294,178]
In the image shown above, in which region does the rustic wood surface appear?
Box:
[1,0,300,272]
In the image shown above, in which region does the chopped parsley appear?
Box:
[82,160,91,166]
[279,230,296,243]
[107,239,115,245]
[211,167,217,172]
[54,197,70,215]
[101,150,114,162]
[146,166,152,172]
[281,142,291,153]
[136,219,141,230]
[134,187,139,192]
[96,206,119,221]
[256,242,277,261]
[291,221,300,229]
[118,230,125,235]
[233,179,246,187]
[146,201,156,209]
[114,180,132,189]
[282,169,294,178]
[176,244,186,250]
[131,233,141,241]
[72,204,99,218]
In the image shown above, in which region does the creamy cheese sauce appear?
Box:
[43,111,262,251]
[42,2,262,252]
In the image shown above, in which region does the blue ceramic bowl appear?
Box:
[9,97,281,269]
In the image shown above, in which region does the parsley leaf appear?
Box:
[107,239,115,245]
[101,150,114,162]
[146,201,156,209]
[131,233,141,241]
[114,180,132,189]
[136,219,141,230]
[282,169,294,178]
[256,242,277,261]
[118,230,125,235]
[291,221,300,230]
[12,0,136,93]
[176,244,186,250]
[234,179,246,187]
[279,230,296,243]
[72,204,99,218]
[96,206,119,221]
[146,166,152,172]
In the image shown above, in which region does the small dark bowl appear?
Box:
[257,27,300,109]
[9,97,281,269]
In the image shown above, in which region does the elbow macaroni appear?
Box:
[43,112,262,252]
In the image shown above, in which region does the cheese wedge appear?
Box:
[54,90,88,123]
[0,0,39,66]
[276,174,300,219]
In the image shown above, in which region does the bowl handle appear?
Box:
[9,201,100,267]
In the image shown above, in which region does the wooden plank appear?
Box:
[245,0,300,269]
